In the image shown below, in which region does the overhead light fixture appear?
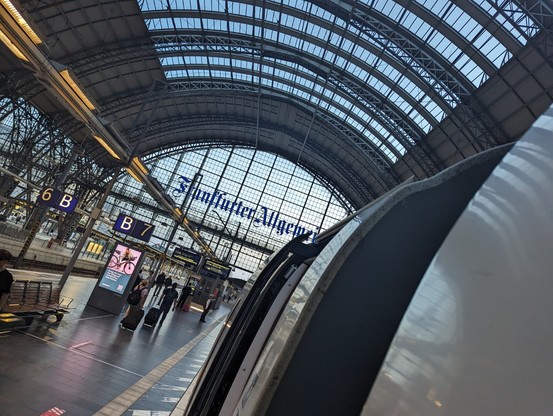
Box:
[59,69,96,111]
[0,0,42,44]
[93,134,120,160]
[131,157,149,174]
[125,167,142,183]
[0,28,28,61]
[174,207,182,218]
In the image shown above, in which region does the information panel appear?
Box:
[36,187,78,213]
[201,259,231,280]
[112,213,155,242]
[98,243,143,294]
[172,246,202,269]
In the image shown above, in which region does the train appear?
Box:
[183,103,553,416]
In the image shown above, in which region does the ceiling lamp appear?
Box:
[0,0,42,44]
[131,157,149,175]
[59,69,96,111]
[0,27,28,61]
[125,167,143,183]
[93,135,121,160]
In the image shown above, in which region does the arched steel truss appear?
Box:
[2,0,553,212]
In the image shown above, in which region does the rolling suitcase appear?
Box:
[120,306,144,331]
[144,307,160,327]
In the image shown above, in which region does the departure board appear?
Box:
[172,246,202,269]
[201,259,231,279]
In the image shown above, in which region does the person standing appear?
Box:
[158,283,179,326]
[176,283,193,309]
[199,294,215,323]
[0,249,14,311]
[152,272,166,297]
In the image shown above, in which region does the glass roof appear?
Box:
[138,0,539,164]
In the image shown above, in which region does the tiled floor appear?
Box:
[0,271,228,416]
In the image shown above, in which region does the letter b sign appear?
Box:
[37,187,78,213]
[113,213,155,242]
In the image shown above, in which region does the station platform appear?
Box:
[0,270,230,416]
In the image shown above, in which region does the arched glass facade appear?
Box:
[1,0,552,277]
[104,146,352,272]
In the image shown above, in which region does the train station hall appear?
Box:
[1,1,553,415]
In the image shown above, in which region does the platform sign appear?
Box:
[201,259,231,280]
[36,187,78,213]
[112,213,155,242]
[172,246,202,269]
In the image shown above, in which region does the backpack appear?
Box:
[127,287,141,305]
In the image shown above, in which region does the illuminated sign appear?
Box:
[172,247,202,268]
[36,187,78,213]
[201,259,231,279]
[112,213,155,242]
[98,244,143,294]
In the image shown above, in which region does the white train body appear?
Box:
[185,105,553,416]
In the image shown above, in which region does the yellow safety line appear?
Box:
[93,318,223,416]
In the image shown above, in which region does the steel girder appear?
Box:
[499,1,553,37]
[97,82,398,193]
[316,1,510,162]
[0,94,114,201]
[134,113,379,206]
[66,33,410,163]
[62,31,439,176]
[149,31,439,164]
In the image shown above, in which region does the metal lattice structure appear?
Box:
[0,0,552,233]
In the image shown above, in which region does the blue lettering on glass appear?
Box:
[172,175,319,242]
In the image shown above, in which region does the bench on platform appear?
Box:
[4,280,72,324]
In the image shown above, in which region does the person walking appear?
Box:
[158,275,173,305]
[121,279,149,321]
[133,268,144,289]
[199,294,215,323]
[158,283,179,326]
[176,283,193,309]
[152,272,166,297]
[146,270,154,286]
[0,249,14,311]
[136,279,150,307]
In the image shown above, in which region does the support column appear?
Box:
[14,147,81,268]
[59,168,120,289]
[153,172,202,278]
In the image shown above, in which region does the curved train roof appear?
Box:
[1,0,552,208]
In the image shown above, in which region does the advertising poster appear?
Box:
[98,244,143,294]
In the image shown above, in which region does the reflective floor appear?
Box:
[0,271,228,416]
